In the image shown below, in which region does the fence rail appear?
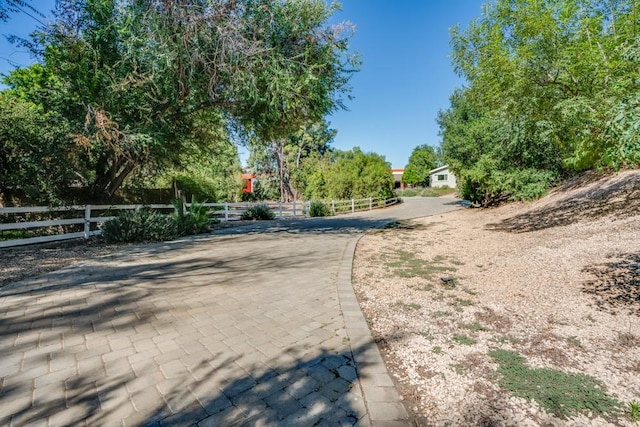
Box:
[0,197,398,248]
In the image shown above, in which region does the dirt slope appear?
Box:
[353,170,640,426]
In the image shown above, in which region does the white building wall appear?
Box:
[429,166,457,188]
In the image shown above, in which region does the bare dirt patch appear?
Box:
[353,170,640,426]
[0,240,127,287]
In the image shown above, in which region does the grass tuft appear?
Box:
[453,334,477,346]
[627,401,640,422]
[488,349,620,419]
[384,250,456,279]
[461,322,490,332]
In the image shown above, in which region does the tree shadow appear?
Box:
[0,241,337,371]
[1,340,374,426]
[0,227,382,425]
[582,252,640,316]
[486,171,640,233]
[150,344,373,426]
[210,216,396,237]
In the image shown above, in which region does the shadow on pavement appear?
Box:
[210,216,395,237]
[150,345,372,426]
[0,231,375,425]
[1,341,374,426]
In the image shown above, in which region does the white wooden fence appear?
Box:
[0,197,398,248]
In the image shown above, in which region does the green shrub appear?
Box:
[241,203,275,220]
[101,207,177,243]
[308,201,329,217]
[171,197,211,236]
[458,162,556,206]
[172,174,219,202]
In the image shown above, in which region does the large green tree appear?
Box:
[442,0,640,205]
[0,92,78,205]
[248,120,336,201]
[403,144,437,186]
[3,0,358,201]
[301,147,394,201]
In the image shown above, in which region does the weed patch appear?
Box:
[453,334,476,346]
[461,322,490,332]
[489,349,620,419]
[391,301,422,311]
[418,331,433,340]
[448,297,475,308]
[566,336,583,349]
[384,250,456,279]
[627,401,640,422]
[431,310,452,318]
[451,364,467,375]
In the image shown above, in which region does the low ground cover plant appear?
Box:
[489,349,620,419]
[308,201,330,217]
[101,207,178,243]
[241,203,275,220]
[101,198,212,243]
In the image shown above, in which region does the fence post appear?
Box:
[331,200,335,215]
[84,205,91,239]
[369,197,373,210]
[306,201,311,217]
[224,203,229,222]
[351,199,355,213]
[279,202,283,218]
[292,201,296,217]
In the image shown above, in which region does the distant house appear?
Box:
[391,169,406,190]
[429,165,457,188]
[241,173,255,193]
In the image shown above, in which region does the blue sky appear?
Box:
[0,0,484,169]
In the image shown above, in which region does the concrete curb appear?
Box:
[336,235,412,426]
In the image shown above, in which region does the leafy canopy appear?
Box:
[2,0,358,203]
[403,145,437,186]
[441,0,640,205]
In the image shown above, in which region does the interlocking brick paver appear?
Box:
[263,392,304,420]
[319,376,352,402]
[197,404,245,427]
[34,366,77,387]
[158,359,186,379]
[359,373,396,388]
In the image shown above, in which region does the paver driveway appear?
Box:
[0,197,460,426]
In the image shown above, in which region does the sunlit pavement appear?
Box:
[0,197,460,426]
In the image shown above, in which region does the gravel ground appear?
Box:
[353,170,640,426]
[0,240,128,287]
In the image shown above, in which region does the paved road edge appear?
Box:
[335,234,413,427]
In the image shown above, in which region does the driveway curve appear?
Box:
[0,197,460,426]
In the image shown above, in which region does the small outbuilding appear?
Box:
[391,169,406,190]
[429,165,457,188]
